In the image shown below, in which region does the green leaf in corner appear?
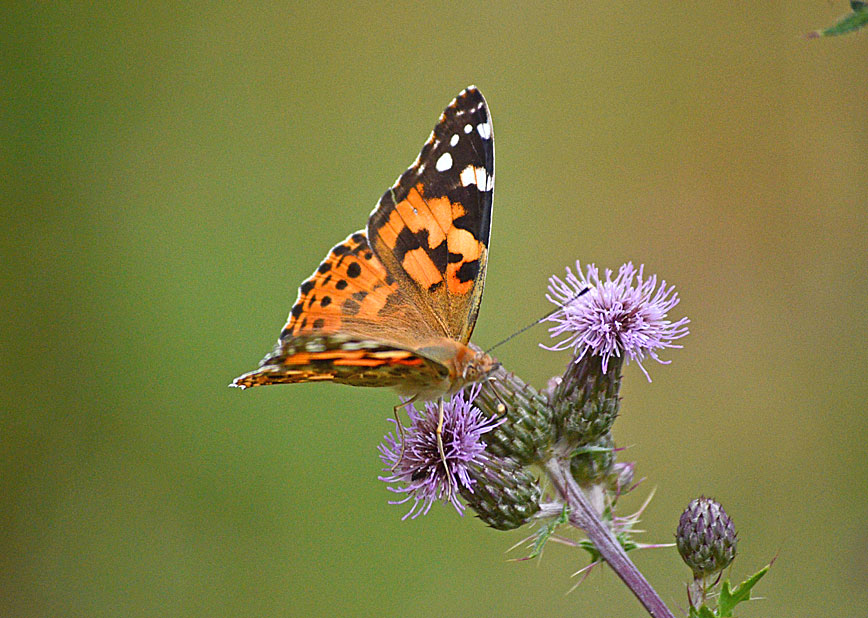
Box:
[717,563,771,617]
[807,1,868,38]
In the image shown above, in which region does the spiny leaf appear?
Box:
[717,563,771,617]
[521,506,569,560]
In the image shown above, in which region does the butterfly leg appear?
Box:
[435,396,456,498]
[484,375,509,416]
[390,397,416,472]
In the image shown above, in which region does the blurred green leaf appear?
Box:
[807,1,868,37]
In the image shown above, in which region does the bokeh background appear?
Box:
[3,3,866,616]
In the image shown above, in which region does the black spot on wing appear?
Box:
[393,225,423,260]
[391,226,448,273]
[347,262,361,278]
[428,240,448,273]
[456,259,480,283]
[449,183,491,248]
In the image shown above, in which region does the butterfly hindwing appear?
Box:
[278,229,439,348]
[232,334,449,390]
[366,86,494,344]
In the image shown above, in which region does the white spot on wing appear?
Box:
[435,152,453,172]
[464,123,473,134]
[450,133,459,147]
[477,122,491,140]
[460,165,493,191]
[305,340,327,353]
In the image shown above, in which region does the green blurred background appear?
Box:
[2,2,866,616]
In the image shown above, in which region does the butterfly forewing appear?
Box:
[367,86,494,344]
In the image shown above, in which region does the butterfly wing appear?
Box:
[232,86,494,391]
[277,230,429,347]
[232,230,446,389]
[231,333,449,391]
[366,86,494,344]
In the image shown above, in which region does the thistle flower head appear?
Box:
[378,384,504,519]
[543,262,689,381]
[676,496,738,579]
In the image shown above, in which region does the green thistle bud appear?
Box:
[551,354,622,447]
[460,456,542,530]
[676,496,738,579]
[569,431,615,487]
[475,365,556,465]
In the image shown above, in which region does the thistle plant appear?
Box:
[378,262,770,617]
[675,497,769,618]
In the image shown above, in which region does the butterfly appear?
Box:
[231,86,498,413]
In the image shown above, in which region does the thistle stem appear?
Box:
[544,458,674,618]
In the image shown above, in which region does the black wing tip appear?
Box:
[456,85,487,107]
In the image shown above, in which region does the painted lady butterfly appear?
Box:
[232,86,498,407]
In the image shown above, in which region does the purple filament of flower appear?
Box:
[378,384,504,519]
[543,262,690,380]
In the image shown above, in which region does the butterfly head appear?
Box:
[461,349,500,384]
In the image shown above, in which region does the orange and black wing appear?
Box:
[231,333,448,390]
[366,86,494,344]
[231,87,494,390]
[231,230,440,389]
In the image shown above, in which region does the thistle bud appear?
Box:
[474,365,556,465]
[460,456,542,530]
[551,354,622,446]
[676,496,738,578]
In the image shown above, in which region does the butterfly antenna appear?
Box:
[485,287,590,355]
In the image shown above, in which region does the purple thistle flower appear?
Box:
[543,262,689,381]
[378,384,504,520]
